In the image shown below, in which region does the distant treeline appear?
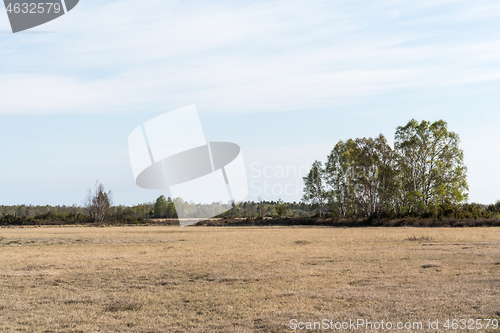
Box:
[2,198,500,226]
[0,198,312,226]
[0,203,152,225]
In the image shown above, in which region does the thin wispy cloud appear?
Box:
[1,0,500,114]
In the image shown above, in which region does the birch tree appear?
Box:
[302,160,326,217]
[324,139,357,216]
[350,134,397,216]
[85,181,112,222]
[394,119,468,212]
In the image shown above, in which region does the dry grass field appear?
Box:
[0,226,499,332]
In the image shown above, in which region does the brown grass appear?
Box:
[0,226,499,332]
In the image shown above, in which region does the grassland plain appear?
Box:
[0,226,499,333]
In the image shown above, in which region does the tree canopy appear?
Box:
[303,119,469,217]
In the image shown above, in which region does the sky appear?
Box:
[1,0,500,206]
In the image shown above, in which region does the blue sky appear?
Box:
[1,0,500,206]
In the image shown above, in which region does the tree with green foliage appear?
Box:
[322,135,397,217]
[154,195,167,218]
[394,119,468,213]
[302,160,327,217]
[324,140,357,216]
[275,198,288,218]
[349,134,397,216]
[154,195,177,218]
[306,119,468,218]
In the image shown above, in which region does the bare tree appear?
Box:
[85,181,112,222]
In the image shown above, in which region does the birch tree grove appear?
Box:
[394,119,468,212]
[323,135,397,217]
[303,119,468,217]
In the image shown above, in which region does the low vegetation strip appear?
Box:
[2,216,500,227]
[196,216,500,227]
